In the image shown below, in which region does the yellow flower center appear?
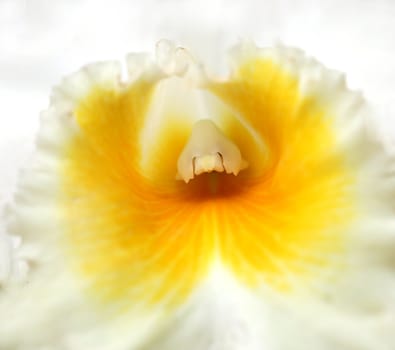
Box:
[61,56,356,310]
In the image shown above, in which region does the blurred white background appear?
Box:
[0,0,395,210]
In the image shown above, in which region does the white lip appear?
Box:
[2,40,395,350]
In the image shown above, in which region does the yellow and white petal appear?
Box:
[208,42,395,348]
[0,58,168,349]
[2,40,395,350]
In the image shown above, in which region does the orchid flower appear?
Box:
[1,40,395,350]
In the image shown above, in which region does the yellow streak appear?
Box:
[209,58,356,290]
[62,81,215,308]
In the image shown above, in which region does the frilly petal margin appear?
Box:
[1,41,395,350]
